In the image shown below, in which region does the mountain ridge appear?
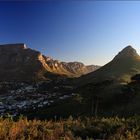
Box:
[0,43,100,81]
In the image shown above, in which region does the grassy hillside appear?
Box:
[0,116,140,140]
[77,56,140,86]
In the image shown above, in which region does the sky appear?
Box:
[0,1,140,65]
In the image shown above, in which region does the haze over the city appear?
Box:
[0,1,140,65]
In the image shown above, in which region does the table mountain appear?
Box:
[0,43,100,81]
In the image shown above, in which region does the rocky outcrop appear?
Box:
[44,57,100,77]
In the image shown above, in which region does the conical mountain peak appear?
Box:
[78,45,140,85]
[121,45,137,54]
[114,45,139,59]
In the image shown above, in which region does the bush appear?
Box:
[0,115,140,139]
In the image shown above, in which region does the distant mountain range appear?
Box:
[0,43,100,81]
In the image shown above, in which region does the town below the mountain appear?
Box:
[0,80,75,117]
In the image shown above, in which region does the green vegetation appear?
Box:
[23,97,86,120]
[76,55,140,86]
[23,74,140,119]
[71,73,140,117]
[0,116,140,140]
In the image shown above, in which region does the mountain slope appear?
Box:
[0,43,100,81]
[77,46,140,85]
[70,46,140,116]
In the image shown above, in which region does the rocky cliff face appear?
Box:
[0,43,47,81]
[45,59,100,77]
[0,43,100,81]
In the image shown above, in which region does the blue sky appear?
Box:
[0,1,140,65]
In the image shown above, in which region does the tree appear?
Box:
[121,73,140,101]
[131,74,140,82]
[79,80,113,117]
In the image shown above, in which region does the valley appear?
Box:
[1,44,140,119]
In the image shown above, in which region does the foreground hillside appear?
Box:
[0,116,139,140]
